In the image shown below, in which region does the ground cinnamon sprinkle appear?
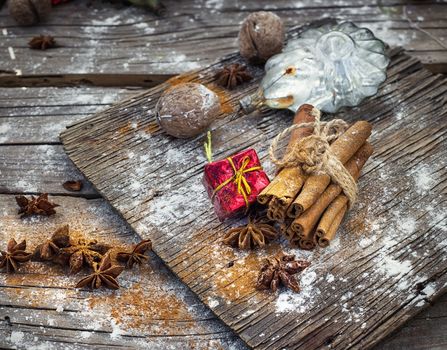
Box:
[344,206,369,236]
[211,243,282,302]
[213,253,260,301]
[0,199,204,339]
[87,271,195,332]
[166,71,198,86]
[165,71,235,115]
[143,121,160,134]
[209,84,236,115]
[118,121,135,135]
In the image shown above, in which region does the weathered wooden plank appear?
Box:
[60,22,447,349]
[0,194,245,350]
[1,0,447,87]
[375,296,447,350]
[0,87,139,197]
[1,96,442,350]
[0,86,136,144]
[0,144,100,196]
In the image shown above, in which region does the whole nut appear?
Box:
[239,11,285,64]
[156,83,221,139]
[8,0,52,26]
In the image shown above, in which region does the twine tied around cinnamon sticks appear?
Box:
[269,108,358,208]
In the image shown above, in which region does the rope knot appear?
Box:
[269,107,358,208]
[290,135,330,173]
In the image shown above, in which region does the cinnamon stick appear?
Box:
[266,208,275,221]
[289,142,373,240]
[280,220,293,239]
[287,121,372,218]
[288,232,316,250]
[316,196,348,247]
[258,104,316,208]
[299,238,316,251]
[286,174,330,218]
[298,225,317,250]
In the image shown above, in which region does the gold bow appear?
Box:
[212,156,262,208]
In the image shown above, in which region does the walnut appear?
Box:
[8,0,52,26]
[156,83,221,138]
[238,11,285,65]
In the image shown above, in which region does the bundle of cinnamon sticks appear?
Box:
[259,104,373,249]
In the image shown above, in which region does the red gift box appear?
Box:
[203,148,270,221]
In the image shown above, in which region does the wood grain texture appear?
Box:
[0,144,101,196]
[1,3,446,348]
[0,85,247,349]
[0,195,245,350]
[1,84,446,350]
[60,23,447,349]
[0,87,137,197]
[0,86,136,144]
[0,0,447,88]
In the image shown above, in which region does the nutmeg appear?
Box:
[8,0,52,26]
[238,11,285,65]
[156,83,221,139]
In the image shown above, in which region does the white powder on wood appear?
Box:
[378,257,412,277]
[9,331,24,344]
[275,269,318,313]
[412,166,434,194]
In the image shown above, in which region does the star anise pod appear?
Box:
[28,35,56,50]
[116,239,151,269]
[0,239,32,273]
[33,225,70,261]
[75,253,124,290]
[215,63,252,89]
[61,238,110,274]
[256,252,310,292]
[223,217,278,250]
[15,193,59,218]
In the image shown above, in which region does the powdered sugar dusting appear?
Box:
[276,269,319,313]
[378,257,412,277]
[9,331,24,344]
[412,166,434,194]
[135,176,209,237]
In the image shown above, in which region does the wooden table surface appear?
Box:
[0,1,446,349]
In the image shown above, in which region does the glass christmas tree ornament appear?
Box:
[240,22,389,114]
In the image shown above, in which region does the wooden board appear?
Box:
[0,85,246,350]
[0,195,245,349]
[1,0,447,88]
[0,87,137,197]
[60,22,447,349]
[1,85,446,350]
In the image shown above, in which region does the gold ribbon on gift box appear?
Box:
[211,156,262,208]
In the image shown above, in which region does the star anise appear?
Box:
[0,239,32,273]
[15,193,59,218]
[256,252,310,292]
[116,239,151,269]
[61,238,110,274]
[215,63,252,89]
[28,35,56,50]
[223,217,278,250]
[33,225,70,261]
[75,253,124,290]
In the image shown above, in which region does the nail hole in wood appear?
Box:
[4,316,11,326]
